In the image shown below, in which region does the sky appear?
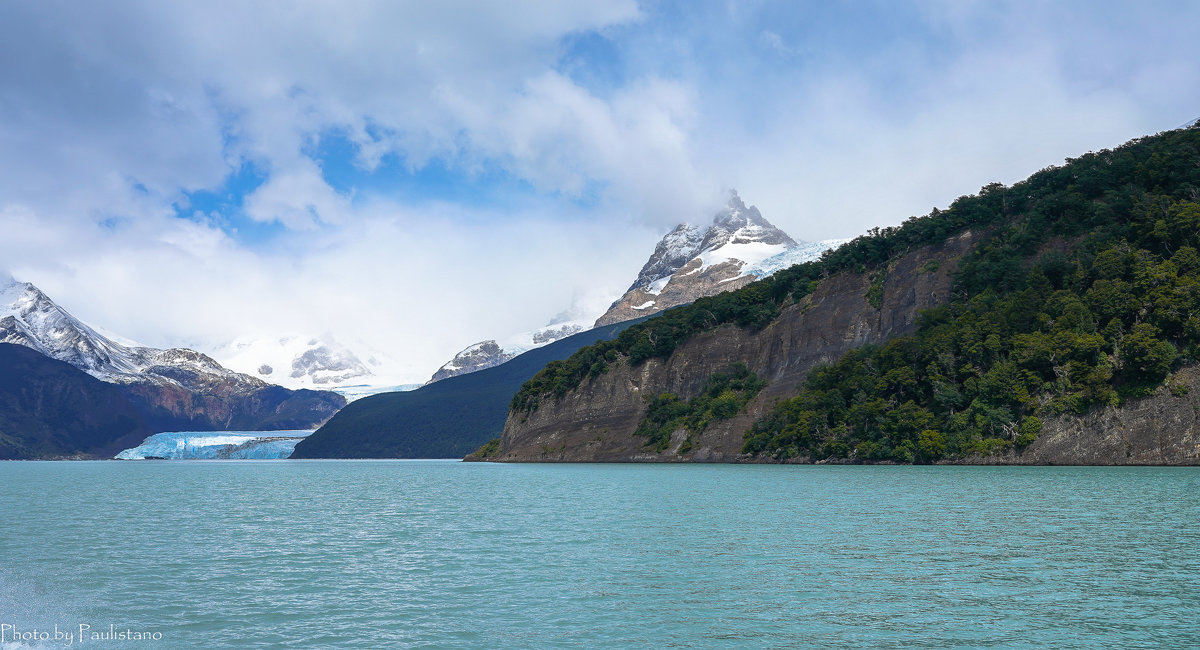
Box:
[2,0,1199,383]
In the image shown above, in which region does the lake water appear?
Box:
[1,461,1198,648]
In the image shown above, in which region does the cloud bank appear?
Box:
[1,1,1198,380]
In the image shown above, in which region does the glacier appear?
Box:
[745,238,850,279]
[115,430,314,460]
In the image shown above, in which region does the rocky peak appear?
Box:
[700,191,796,251]
[595,191,803,327]
[628,223,707,292]
[427,340,516,384]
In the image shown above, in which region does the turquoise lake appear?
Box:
[1,461,1198,647]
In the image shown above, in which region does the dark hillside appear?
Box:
[0,343,150,459]
[291,317,648,458]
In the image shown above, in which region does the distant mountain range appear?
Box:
[0,277,344,435]
[426,320,587,384]
[209,333,410,397]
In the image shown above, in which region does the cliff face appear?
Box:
[491,231,978,462]
[957,365,1200,466]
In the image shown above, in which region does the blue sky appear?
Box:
[1,0,1199,381]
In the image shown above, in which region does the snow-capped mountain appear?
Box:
[210,334,421,400]
[0,276,344,430]
[595,191,802,326]
[426,319,587,384]
[428,340,516,383]
[212,334,375,389]
[1,277,255,390]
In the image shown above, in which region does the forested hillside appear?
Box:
[505,125,1200,463]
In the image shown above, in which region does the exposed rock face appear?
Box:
[0,278,345,431]
[492,231,979,462]
[595,191,804,327]
[428,340,515,383]
[956,365,1200,465]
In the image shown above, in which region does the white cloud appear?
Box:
[242,162,351,230]
[2,0,1200,383]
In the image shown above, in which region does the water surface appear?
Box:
[0,462,1197,647]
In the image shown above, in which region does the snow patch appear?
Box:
[645,276,671,295]
[693,241,790,275]
[632,301,656,310]
[745,238,849,278]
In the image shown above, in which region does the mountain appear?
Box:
[0,343,150,459]
[0,278,345,431]
[428,340,516,383]
[487,124,1200,465]
[596,191,832,326]
[424,193,830,384]
[211,334,379,391]
[290,316,647,459]
[425,319,587,384]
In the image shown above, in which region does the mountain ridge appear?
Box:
[291,316,648,459]
[0,278,345,431]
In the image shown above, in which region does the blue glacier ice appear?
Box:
[115,430,314,460]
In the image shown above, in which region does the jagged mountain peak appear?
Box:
[626,191,795,295]
[596,191,817,327]
[1,277,254,388]
[1,277,143,376]
[701,191,796,251]
[0,277,344,431]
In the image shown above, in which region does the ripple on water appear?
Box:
[0,462,1198,647]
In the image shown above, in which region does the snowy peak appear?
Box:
[0,277,344,431]
[0,277,261,390]
[596,191,804,326]
[1,278,143,377]
[699,191,797,251]
[425,319,589,384]
[625,191,796,296]
[628,223,707,292]
[428,340,516,384]
[210,333,396,394]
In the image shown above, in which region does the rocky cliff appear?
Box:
[958,365,1200,466]
[488,231,978,462]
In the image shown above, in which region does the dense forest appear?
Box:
[512,125,1200,462]
[634,363,766,453]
